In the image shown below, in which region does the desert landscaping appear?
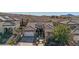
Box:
[0,12,79,46]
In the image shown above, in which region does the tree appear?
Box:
[52,24,72,45]
[35,27,45,38]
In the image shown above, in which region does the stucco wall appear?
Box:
[0,22,4,33]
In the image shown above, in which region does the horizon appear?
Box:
[11,12,79,16]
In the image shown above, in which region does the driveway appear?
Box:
[17,42,33,46]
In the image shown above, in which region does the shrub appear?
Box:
[7,39,16,45]
[52,24,72,45]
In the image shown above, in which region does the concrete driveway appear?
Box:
[17,42,33,46]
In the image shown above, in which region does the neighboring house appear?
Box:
[59,19,79,41]
[73,27,79,41]
[0,16,20,34]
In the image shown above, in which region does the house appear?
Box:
[20,21,54,43]
[0,16,20,34]
[20,22,36,43]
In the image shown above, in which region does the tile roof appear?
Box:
[24,26,35,31]
[60,19,79,24]
[25,22,54,32]
[71,26,79,35]
[0,16,19,22]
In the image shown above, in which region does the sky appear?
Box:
[12,12,79,16]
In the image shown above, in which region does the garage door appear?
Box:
[24,32,34,36]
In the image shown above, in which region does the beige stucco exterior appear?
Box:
[0,22,4,33]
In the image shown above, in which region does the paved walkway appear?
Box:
[17,41,45,46]
[17,42,33,46]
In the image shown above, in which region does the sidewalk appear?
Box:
[17,42,33,46]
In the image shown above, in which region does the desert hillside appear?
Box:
[0,12,79,22]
